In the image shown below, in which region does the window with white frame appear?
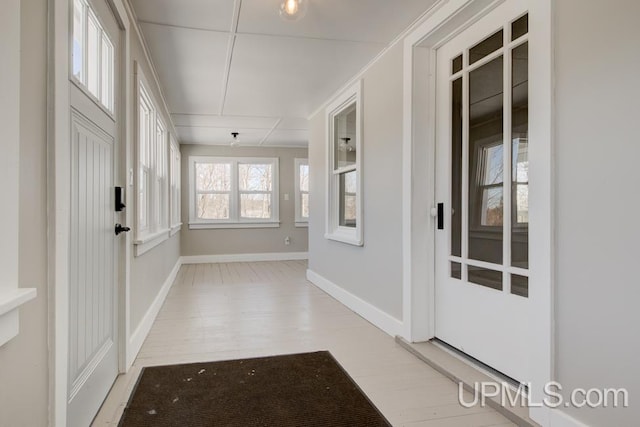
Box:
[295,158,309,226]
[136,66,170,249]
[169,135,182,233]
[326,81,363,246]
[189,157,280,228]
[72,0,114,112]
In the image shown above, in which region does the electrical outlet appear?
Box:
[284,236,291,245]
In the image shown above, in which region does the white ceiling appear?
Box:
[130,0,438,147]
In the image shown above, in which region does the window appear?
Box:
[295,158,309,226]
[325,81,363,246]
[189,157,280,228]
[135,65,170,253]
[72,0,114,112]
[169,135,182,234]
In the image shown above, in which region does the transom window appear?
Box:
[72,0,114,112]
[189,157,280,228]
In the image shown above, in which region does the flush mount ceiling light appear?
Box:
[279,0,307,21]
[230,132,240,147]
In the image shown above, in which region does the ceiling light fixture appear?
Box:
[230,132,240,147]
[279,0,307,21]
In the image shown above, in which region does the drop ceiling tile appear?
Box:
[239,0,438,43]
[131,0,234,32]
[140,23,230,114]
[176,126,269,146]
[224,34,383,118]
[172,114,279,129]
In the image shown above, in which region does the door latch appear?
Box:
[115,223,131,236]
[437,203,444,230]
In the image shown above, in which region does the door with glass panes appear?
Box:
[434,0,531,382]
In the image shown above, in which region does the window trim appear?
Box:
[294,158,309,227]
[325,80,363,246]
[134,63,170,255]
[169,135,182,235]
[188,156,280,229]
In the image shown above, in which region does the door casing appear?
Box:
[401,0,554,423]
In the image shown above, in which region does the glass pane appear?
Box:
[334,103,357,169]
[512,42,529,269]
[468,56,504,264]
[468,266,503,291]
[301,193,309,218]
[511,14,528,41]
[339,171,357,228]
[299,164,309,192]
[72,0,84,82]
[240,194,272,219]
[451,262,462,280]
[138,169,148,228]
[87,14,100,98]
[196,163,231,192]
[469,29,503,65]
[197,194,229,220]
[239,164,272,191]
[101,35,113,111]
[452,54,463,74]
[511,274,528,297]
[451,78,462,257]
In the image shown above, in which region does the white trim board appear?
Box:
[126,257,182,367]
[531,407,590,427]
[182,252,309,264]
[306,269,404,338]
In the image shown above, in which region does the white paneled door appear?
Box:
[68,0,122,425]
[434,0,531,383]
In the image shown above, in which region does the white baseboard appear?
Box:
[306,269,404,337]
[531,406,590,427]
[127,258,182,367]
[182,252,309,264]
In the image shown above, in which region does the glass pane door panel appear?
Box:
[511,42,529,268]
[468,56,504,264]
[468,266,503,291]
[451,78,463,257]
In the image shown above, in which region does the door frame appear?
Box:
[48,0,133,425]
[400,0,554,424]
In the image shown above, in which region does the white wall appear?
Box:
[180,144,309,257]
[308,43,405,320]
[0,0,49,425]
[554,0,640,424]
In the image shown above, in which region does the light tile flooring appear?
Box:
[93,261,513,426]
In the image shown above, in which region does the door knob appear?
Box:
[115,224,131,236]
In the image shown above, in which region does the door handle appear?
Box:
[437,203,444,230]
[115,224,131,236]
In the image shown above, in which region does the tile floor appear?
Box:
[93,261,513,426]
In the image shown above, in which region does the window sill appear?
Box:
[134,228,170,257]
[170,223,182,236]
[325,230,363,247]
[189,222,281,230]
[0,288,37,347]
[295,222,309,228]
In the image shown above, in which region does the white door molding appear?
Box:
[401,0,554,424]
[48,0,132,425]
